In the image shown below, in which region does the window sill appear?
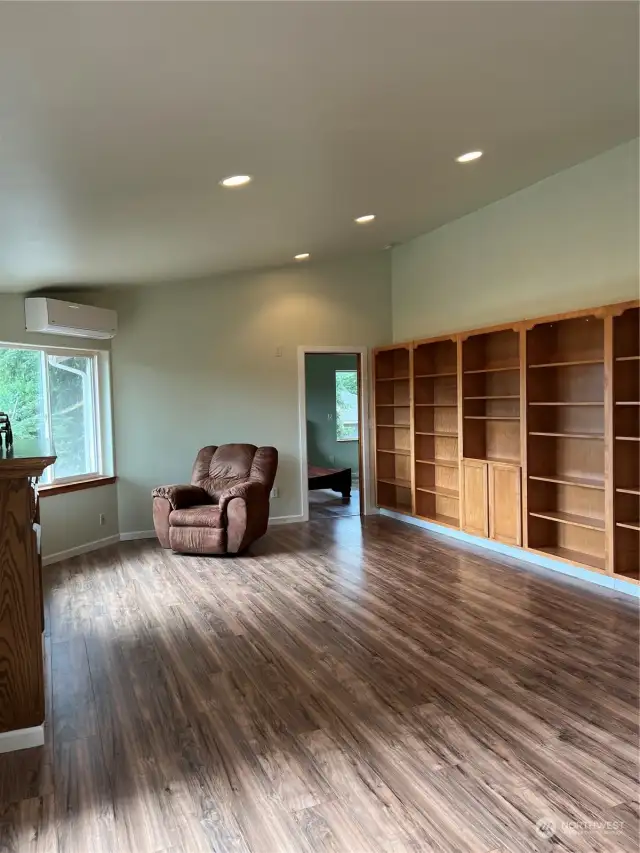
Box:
[38,475,117,498]
[336,438,359,443]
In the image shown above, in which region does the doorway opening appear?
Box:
[303,352,364,520]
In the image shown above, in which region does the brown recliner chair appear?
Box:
[152,444,278,555]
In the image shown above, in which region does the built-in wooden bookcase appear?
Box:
[373,299,639,586]
[526,315,606,570]
[612,306,639,581]
[460,329,523,546]
[374,346,412,513]
[462,329,521,464]
[413,338,459,527]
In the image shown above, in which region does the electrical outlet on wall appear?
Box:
[270,487,279,499]
[99,513,106,526]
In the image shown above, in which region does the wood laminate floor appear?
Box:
[0,515,638,853]
[308,488,361,519]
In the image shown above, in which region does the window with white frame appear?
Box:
[335,369,359,441]
[0,344,104,484]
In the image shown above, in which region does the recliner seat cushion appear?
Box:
[169,527,226,555]
[169,505,223,528]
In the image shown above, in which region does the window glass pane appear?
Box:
[336,370,359,441]
[0,347,45,442]
[47,355,97,479]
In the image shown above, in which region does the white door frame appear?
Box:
[297,344,373,522]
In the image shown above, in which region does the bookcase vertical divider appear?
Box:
[604,314,614,574]
[410,346,416,516]
[519,325,528,548]
[456,337,465,520]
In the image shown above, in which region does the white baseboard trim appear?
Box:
[0,724,45,754]
[380,509,640,599]
[43,518,307,566]
[42,534,121,567]
[269,514,305,526]
[119,530,156,541]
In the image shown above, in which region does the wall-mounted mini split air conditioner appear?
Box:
[25,297,117,340]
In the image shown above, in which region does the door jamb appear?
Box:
[297,345,372,522]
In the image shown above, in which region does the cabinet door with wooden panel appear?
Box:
[488,462,522,546]
[461,459,489,537]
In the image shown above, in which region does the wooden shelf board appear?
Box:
[616,521,640,532]
[529,401,603,407]
[533,545,606,572]
[463,365,520,375]
[615,436,640,441]
[464,395,519,400]
[415,512,460,529]
[464,416,520,421]
[414,372,457,379]
[615,401,640,406]
[415,458,459,468]
[464,455,521,466]
[613,571,640,585]
[415,431,458,438]
[377,448,411,457]
[416,486,459,499]
[529,473,605,491]
[616,355,640,362]
[376,403,410,408]
[378,502,412,515]
[529,431,604,440]
[376,376,409,382]
[529,359,604,369]
[415,403,457,407]
[529,509,605,532]
[616,486,640,496]
[378,424,410,429]
[377,477,412,489]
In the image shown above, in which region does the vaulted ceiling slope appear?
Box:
[0,1,637,292]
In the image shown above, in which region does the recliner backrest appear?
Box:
[190,444,278,500]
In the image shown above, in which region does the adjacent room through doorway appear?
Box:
[304,353,362,519]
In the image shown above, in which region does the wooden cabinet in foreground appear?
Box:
[461,459,488,537]
[488,461,522,546]
[0,441,55,741]
[373,298,639,586]
[461,459,521,545]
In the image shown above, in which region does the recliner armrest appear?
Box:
[217,481,267,515]
[152,484,210,511]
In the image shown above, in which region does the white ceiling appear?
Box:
[0,1,637,292]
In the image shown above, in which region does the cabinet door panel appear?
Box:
[489,463,522,546]
[462,460,489,538]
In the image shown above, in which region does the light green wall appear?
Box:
[392,139,640,341]
[90,253,391,532]
[305,354,359,474]
[0,292,119,557]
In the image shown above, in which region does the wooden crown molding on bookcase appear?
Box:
[374,300,640,351]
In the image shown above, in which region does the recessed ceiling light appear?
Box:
[219,174,253,187]
[294,253,310,260]
[456,151,483,163]
[355,214,376,224]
